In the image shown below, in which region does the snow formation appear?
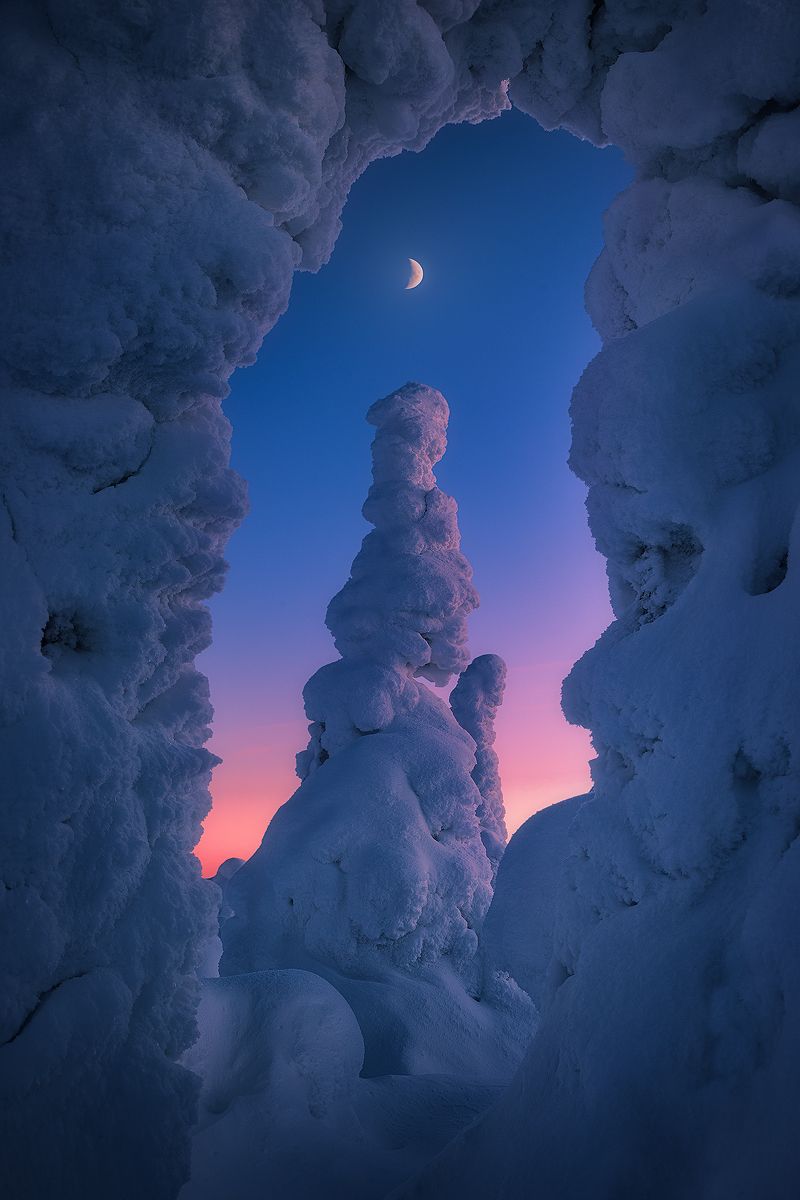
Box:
[184,383,529,1196]
[2,7,513,1195]
[450,652,508,874]
[481,795,586,1013]
[402,5,800,1199]
[4,1,800,1197]
[221,384,530,1076]
[183,968,499,1200]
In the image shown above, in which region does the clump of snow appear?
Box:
[481,795,587,1014]
[195,858,245,979]
[7,0,800,1195]
[222,383,532,1080]
[326,383,478,683]
[450,653,508,873]
[182,969,499,1200]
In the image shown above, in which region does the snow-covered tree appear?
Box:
[324,381,477,682]
[222,383,531,1077]
[450,653,508,875]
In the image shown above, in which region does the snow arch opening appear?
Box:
[3,3,800,1198]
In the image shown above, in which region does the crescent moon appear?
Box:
[405,258,424,290]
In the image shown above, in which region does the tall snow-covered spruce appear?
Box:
[222,382,529,1076]
[450,653,508,875]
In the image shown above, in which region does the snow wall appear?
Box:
[2,2,798,1197]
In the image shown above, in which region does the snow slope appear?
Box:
[182,969,499,1200]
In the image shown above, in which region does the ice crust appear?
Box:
[3,1,800,1197]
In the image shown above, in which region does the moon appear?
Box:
[405,258,424,290]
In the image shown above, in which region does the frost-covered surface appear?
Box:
[402,3,800,1197]
[1,6,513,1193]
[182,970,498,1200]
[5,0,800,1196]
[187,385,529,1196]
[222,384,531,1081]
[481,795,586,1013]
[450,653,508,873]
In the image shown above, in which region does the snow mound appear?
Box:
[182,970,499,1200]
[450,653,508,873]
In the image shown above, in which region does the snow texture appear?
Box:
[4,0,800,1197]
[401,4,800,1198]
[450,652,508,873]
[181,969,499,1200]
[221,384,531,1085]
[480,795,586,1014]
[1,7,511,1195]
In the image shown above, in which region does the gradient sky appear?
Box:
[197,108,631,875]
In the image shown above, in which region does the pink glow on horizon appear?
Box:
[495,660,596,835]
[196,655,598,877]
[198,718,307,876]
